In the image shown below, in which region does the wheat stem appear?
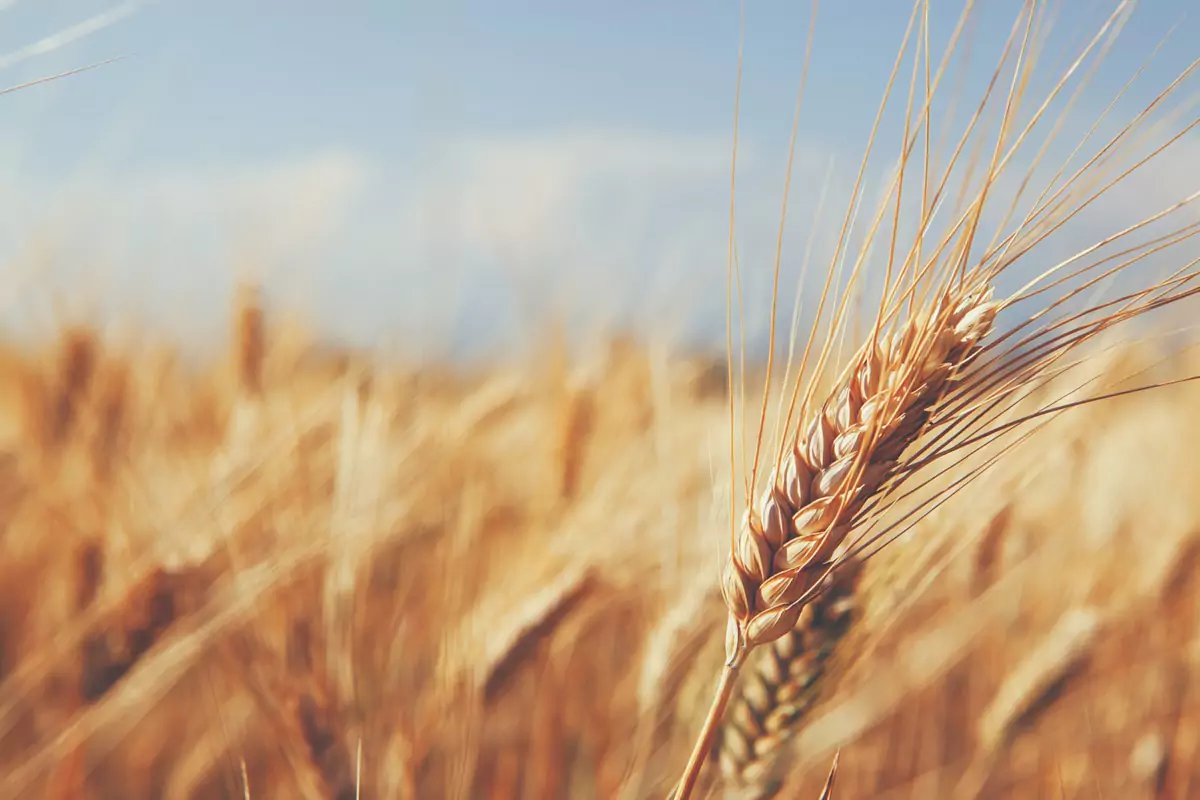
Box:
[673,662,743,800]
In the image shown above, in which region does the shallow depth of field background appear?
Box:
[2,3,1200,799]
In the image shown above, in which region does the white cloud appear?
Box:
[0,150,370,341]
[4,119,1195,360]
[0,1,142,71]
[420,131,734,258]
[317,130,774,355]
[0,129,938,356]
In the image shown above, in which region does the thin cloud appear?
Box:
[0,1,141,72]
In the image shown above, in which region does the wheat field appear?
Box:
[6,1,1200,799]
[0,290,1195,799]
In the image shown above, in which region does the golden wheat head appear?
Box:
[721,286,997,659]
[673,0,1200,797]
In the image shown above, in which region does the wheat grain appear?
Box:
[621,576,722,798]
[47,327,97,450]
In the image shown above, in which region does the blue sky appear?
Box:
[1,1,1198,358]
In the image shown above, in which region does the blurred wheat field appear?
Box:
[0,288,1196,799]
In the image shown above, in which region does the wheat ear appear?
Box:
[720,289,995,653]
[671,287,996,799]
[713,292,996,800]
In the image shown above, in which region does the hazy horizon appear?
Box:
[2,1,1198,362]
